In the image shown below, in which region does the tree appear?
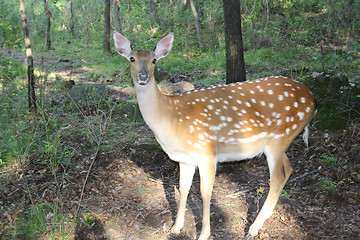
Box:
[104,0,111,53]
[189,0,203,48]
[149,0,160,27]
[44,0,52,50]
[179,0,203,48]
[113,0,122,32]
[68,0,74,36]
[19,0,36,114]
[223,0,246,83]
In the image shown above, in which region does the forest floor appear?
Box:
[1,50,360,240]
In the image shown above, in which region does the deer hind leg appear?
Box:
[171,162,196,234]
[247,151,293,239]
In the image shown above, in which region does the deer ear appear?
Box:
[154,33,174,60]
[113,31,131,59]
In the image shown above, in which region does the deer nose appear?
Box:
[138,69,148,84]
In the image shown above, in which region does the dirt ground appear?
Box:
[1,123,359,240]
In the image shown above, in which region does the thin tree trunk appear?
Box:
[113,0,122,32]
[20,0,37,114]
[126,0,130,12]
[189,0,203,48]
[149,0,161,27]
[104,0,111,53]
[44,0,52,50]
[223,0,246,83]
[69,0,75,36]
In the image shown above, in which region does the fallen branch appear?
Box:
[288,167,322,184]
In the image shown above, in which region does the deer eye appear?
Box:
[152,59,157,64]
[130,57,135,62]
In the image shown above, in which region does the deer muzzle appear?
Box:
[137,68,149,85]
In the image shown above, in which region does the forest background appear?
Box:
[0,0,359,239]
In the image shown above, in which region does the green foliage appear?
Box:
[319,179,338,199]
[303,70,360,130]
[0,79,31,167]
[350,144,358,151]
[281,189,296,197]
[15,202,67,239]
[0,56,26,82]
[318,176,355,200]
[321,154,338,166]
[82,213,95,225]
[0,1,22,49]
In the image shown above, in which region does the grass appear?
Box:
[0,65,127,238]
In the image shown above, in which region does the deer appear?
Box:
[113,31,317,240]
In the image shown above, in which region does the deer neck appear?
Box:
[134,78,172,133]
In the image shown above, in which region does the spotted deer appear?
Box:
[113,32,317,240]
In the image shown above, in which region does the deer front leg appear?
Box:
[171,162,196,234]
[198,160,216,240]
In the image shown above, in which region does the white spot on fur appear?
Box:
[189,125,195,133]
[297,112,305,120]
[193,143,201,148]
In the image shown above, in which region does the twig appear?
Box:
[287,167,322,184]
[71,140,101,230]
[67,90,115,231]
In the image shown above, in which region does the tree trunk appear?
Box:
[69,0,75,36]
[44,0,52,50]
[189,0,203,48]
[20,0,37,114]
[149,0,161,27]
[104,0,111,53]
[113,0,122,32]
[223,0,246,83]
